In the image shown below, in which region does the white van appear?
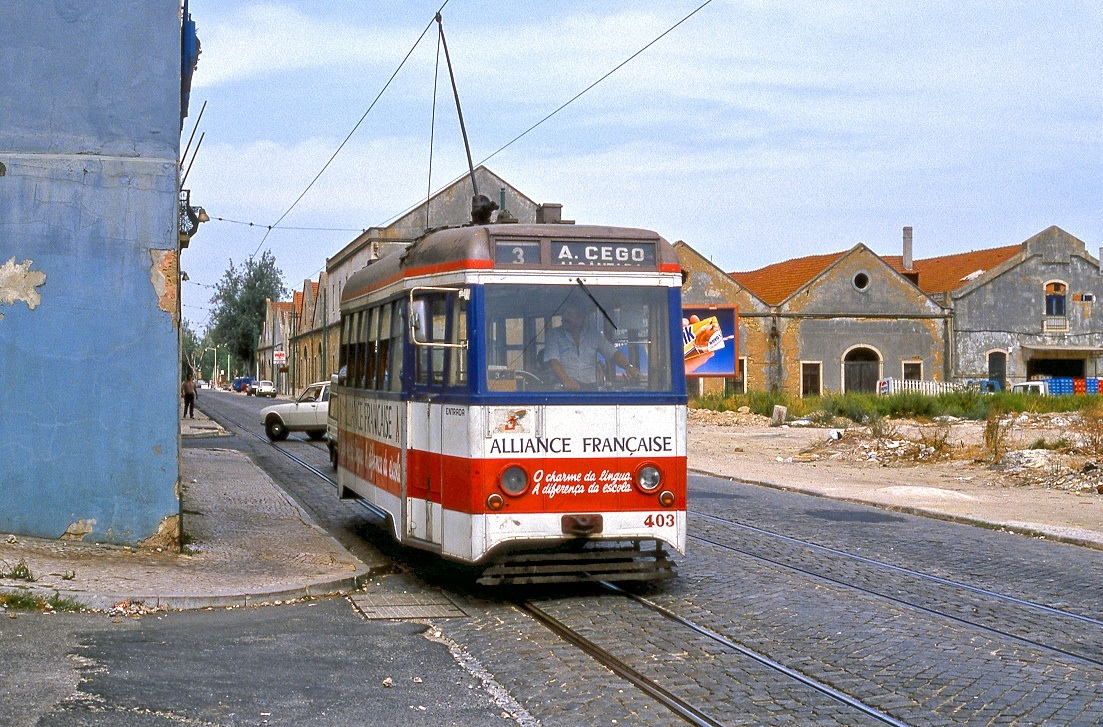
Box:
[1009,381,1048,396]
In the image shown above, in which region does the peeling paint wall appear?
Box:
[0,2,181,544]
[0,257,47,321]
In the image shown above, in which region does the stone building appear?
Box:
[902,226,1103,388]
[0,2,199,543]
[727,236,951,395]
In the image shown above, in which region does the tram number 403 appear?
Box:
[643,514,676,527]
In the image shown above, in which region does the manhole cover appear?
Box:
[350,592,466,620]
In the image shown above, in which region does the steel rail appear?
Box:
[689,531,1103,670]
[599,582,914,727]
[519,601,726,727]
[691,509,1103,629]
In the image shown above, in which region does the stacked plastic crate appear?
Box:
[1048,377,1075,395]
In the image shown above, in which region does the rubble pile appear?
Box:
[688,406,772,427]
[800,428,953,467]
[999,449,1103,494]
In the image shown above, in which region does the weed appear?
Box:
[984,407,1013,463]
[1028,436,1072,451]
[45,592,84,612]
[0,589,42,610]
[0,589,84,612]
[1079,406,1103,456]
[868,412,897,439]
[0,559,35,582]
[918,424,952,455]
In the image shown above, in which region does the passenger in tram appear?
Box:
[544,299,639,390]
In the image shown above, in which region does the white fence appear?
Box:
[876,378,962,396]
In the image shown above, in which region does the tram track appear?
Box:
[691,509,1103,628]
[522,584,912,727]
[204,401,915,725]
[688,510,1103,670]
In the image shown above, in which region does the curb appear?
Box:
[688,467,1103,553]
[0,564,398,613]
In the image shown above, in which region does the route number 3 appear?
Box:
[644,514,675,527]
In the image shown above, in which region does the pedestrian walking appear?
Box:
[182,372,197,419]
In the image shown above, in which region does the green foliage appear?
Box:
[691,390,1103,423]
[0,589,84,612]
[208,250,287,372]
[0,559,35,581]
[181,319,201,377]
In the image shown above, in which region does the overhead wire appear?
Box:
[207,1,716,237]
[248,0,453,261]
[476,0,717,167]
[373,0,717,229]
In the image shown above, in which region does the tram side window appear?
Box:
[338,315,351,385]
[389,300,404,392]
[347,311,361,389]
[364,306,380,389]
[376,303,392,390]
[355,311,368,389]
[449,296,468,386]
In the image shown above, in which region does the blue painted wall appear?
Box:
[0,2,182,543]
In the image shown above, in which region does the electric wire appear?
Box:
[475,0,716,167]
[248,0,453,261]
[373,0,717,230]
[426,28,442,230]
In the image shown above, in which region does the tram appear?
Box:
[334,221,686,584]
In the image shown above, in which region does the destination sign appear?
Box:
[551,241,655,267]
[495,241,541,265]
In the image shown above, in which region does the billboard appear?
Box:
[682,306,738,377]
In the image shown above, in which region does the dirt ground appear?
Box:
[687,407,1103,549]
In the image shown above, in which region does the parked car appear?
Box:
[327,373,340,469]
[260,381,329,441]
[232,376,254,393]
[1010,381,1049,396]
[252,380,277,398]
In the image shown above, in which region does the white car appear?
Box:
[252,380,277,398]
[261,381,329,441]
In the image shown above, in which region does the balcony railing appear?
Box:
[1043,315,1069,332]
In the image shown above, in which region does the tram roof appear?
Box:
[341,223,679,304]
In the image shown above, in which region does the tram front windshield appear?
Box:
[483,284,672,394]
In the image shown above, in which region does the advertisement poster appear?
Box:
[682,307,738,377]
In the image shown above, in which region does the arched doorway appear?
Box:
[843,346,881,393]
[987,351,1007,392]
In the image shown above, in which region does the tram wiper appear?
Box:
[575,279,617,328]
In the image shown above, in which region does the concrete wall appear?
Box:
[953,227,1103,383]
[0,2,182,543]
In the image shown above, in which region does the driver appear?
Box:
[544,299,639,390]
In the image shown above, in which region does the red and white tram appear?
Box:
[334,223,687,583]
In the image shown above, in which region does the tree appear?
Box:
[181,319,201,378]
[208,251,286,372]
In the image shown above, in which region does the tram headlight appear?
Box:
[499,465,528,496]
[635,464,662,492]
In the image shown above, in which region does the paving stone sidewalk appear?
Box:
[0,412,377,611]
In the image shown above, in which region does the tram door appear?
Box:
[408,294,451,546]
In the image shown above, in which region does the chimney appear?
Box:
[903,226,913,271]
[1098,247,1102,274]
[536,203,562,224]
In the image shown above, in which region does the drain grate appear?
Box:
[350,592,466,620]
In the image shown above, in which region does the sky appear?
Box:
[180,0,1103,331]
